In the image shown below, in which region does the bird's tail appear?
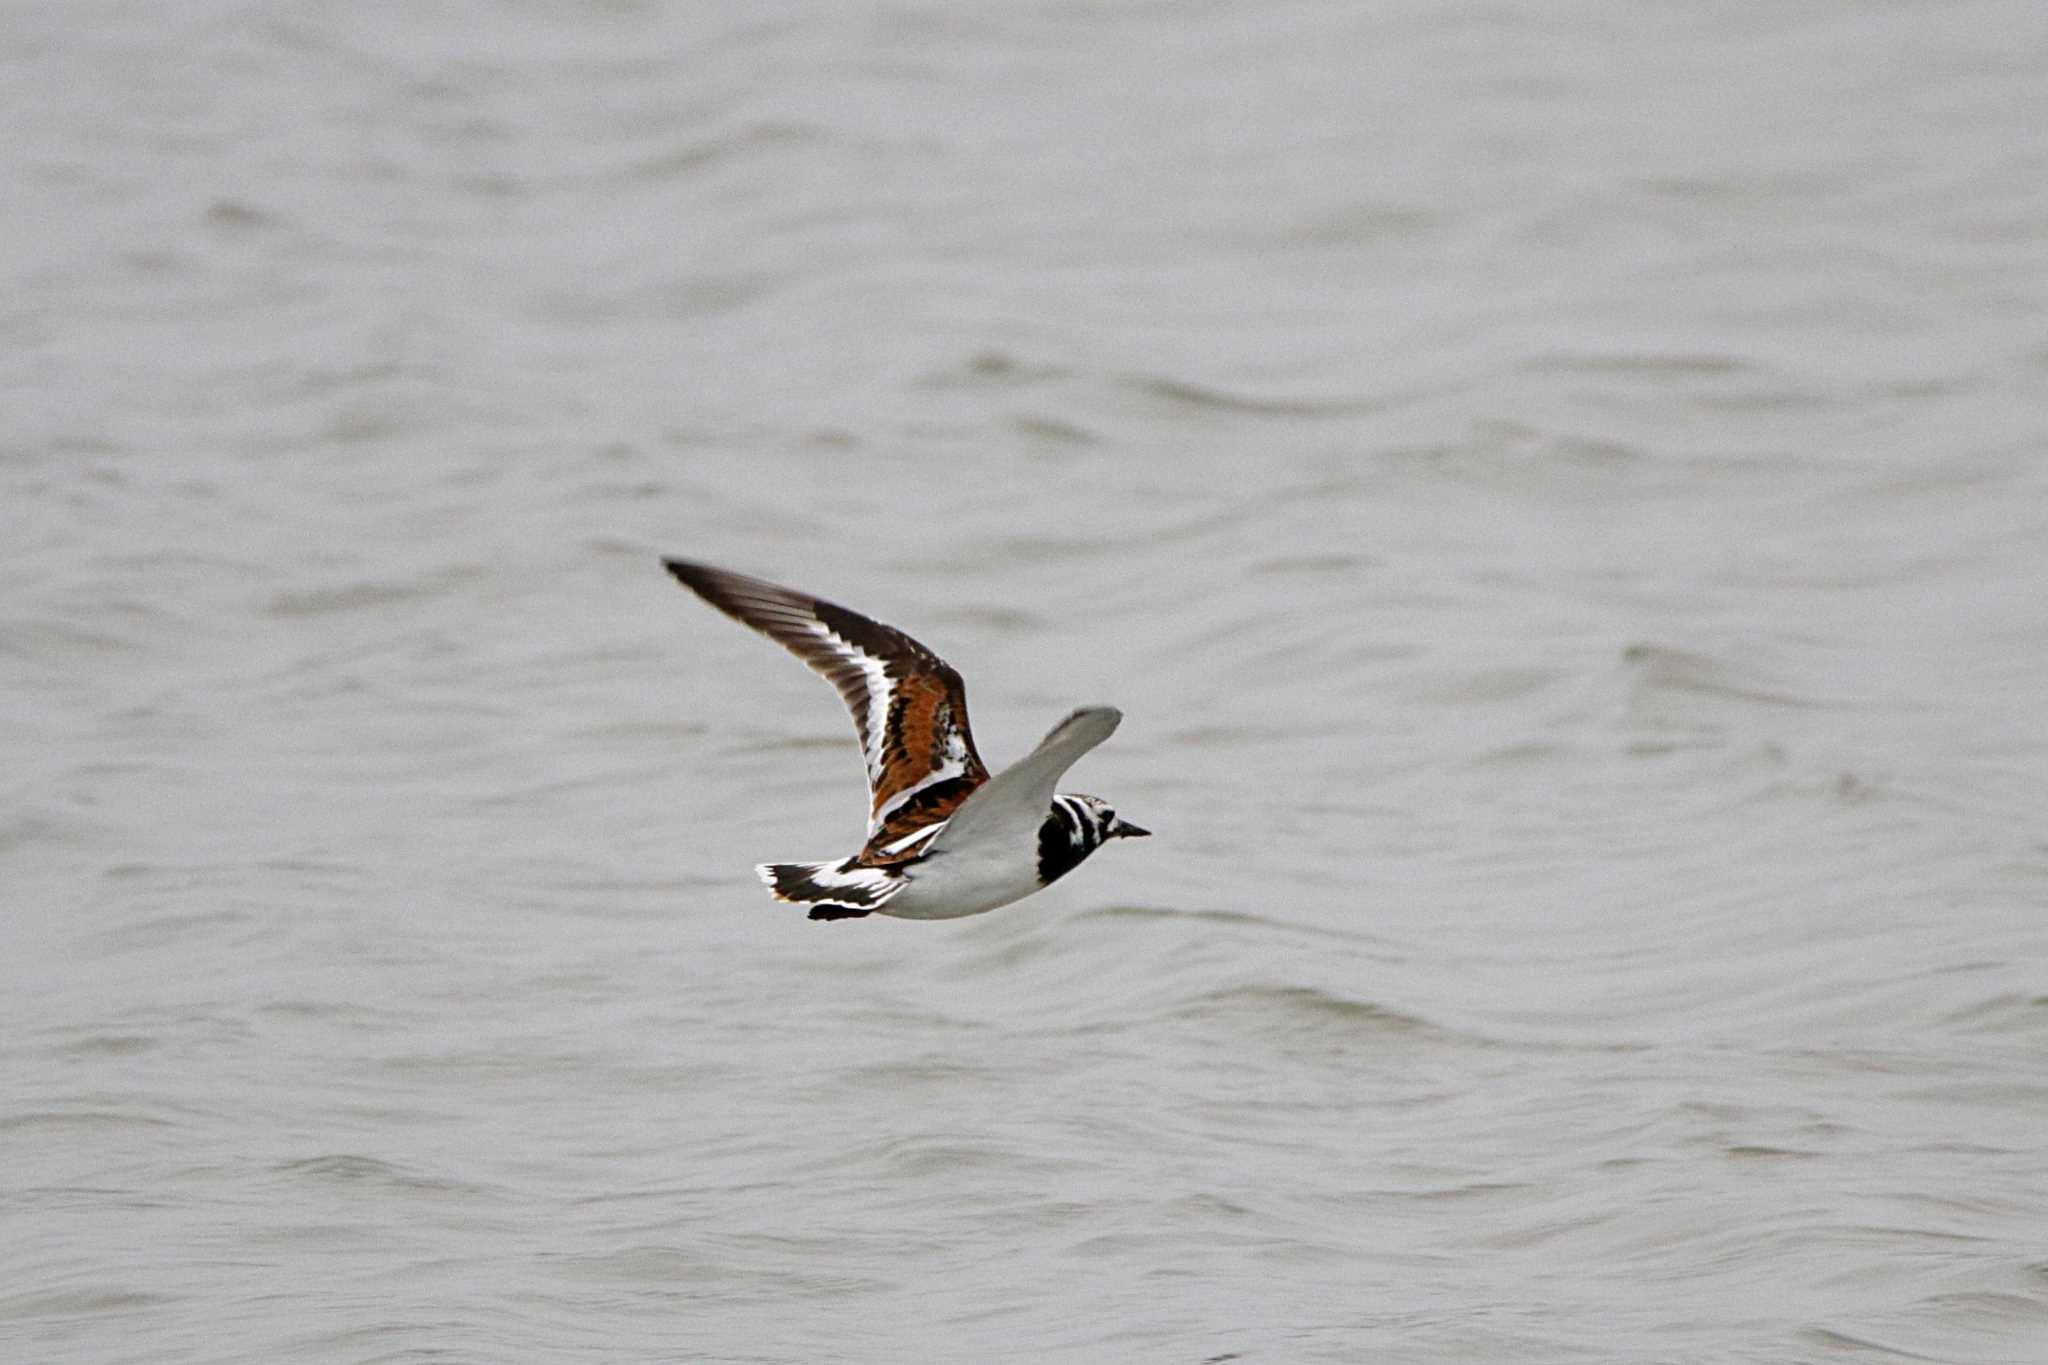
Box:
[755,859,905,921]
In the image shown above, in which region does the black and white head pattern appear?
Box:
[1036,793,1123,887]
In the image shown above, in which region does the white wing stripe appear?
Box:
[800,619,896,784]
[880,822,946,855]
[871,755,972,826]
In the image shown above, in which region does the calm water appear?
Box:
[6,3,2048,1362]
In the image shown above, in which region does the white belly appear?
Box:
[875,844,1044,920]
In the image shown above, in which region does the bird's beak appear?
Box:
[1112,819,1151,839]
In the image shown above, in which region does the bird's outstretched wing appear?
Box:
[928,707,1120,856]
[663,559,990,852]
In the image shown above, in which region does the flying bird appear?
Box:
[662,559,1148,922]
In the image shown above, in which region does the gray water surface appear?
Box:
[6,3,2048,1362]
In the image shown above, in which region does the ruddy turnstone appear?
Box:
[662,559,1148,922]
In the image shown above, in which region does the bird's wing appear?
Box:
[663,559,990,842]
[927,707,1120,855]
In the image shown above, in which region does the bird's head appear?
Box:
[1066,794,1150,842]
